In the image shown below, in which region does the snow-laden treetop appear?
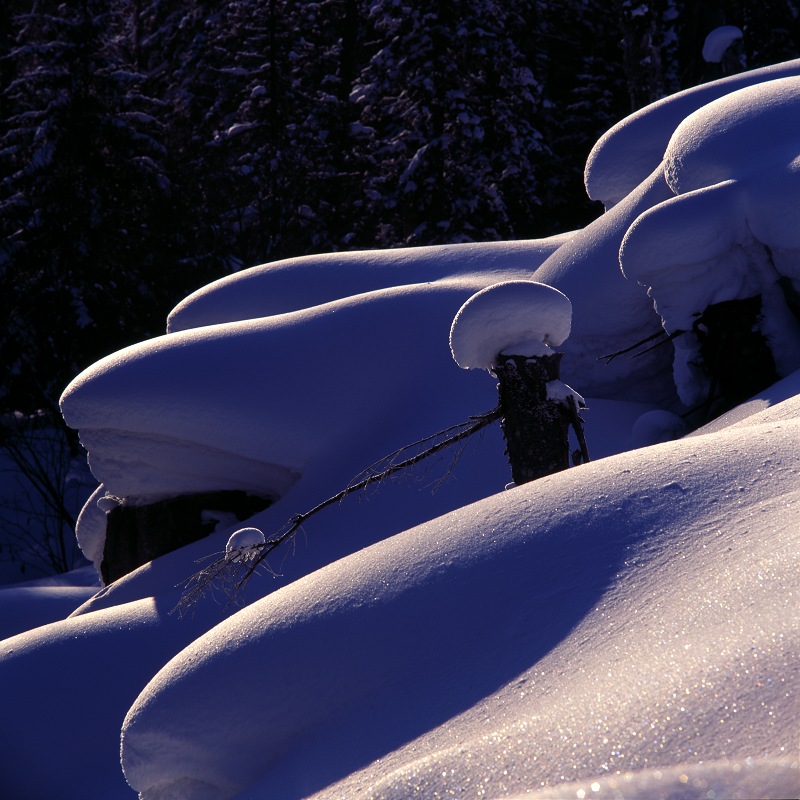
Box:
[449,280,572,370]
[702,25,743,64]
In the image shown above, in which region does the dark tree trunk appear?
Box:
[494,352,574,485]
[102,490,271,584]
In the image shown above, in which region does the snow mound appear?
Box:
[0,595,213,798]
[621,76,800,404]
[0,569,98,640]
[530,166,679,406]
[61,283,509,505]
[120,409,800,800]
[585,59,800,208]
[449,280,571,370]
[664,76,800,196]
[167,238,570,333]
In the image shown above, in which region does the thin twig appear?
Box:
[598,329,683,364]
[632,328,684,358]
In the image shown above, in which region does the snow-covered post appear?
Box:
[450,281,587,486]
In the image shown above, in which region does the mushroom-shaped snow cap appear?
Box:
[450,280,572,370]
[702,26,743,64]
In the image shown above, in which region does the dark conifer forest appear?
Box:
[1,0,798,416]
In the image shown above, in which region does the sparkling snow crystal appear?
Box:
[450,280,572,370]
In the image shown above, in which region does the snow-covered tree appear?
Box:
[615,0,681,111]
[0,0,177,412]
[350,0,549,246]
[519,0,632,233]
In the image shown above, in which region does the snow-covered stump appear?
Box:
[493,351,574,484]
[450,281,586,486]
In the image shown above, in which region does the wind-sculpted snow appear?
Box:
[0,568,98,640]
[61,281,511,505]
[585,58,800,208]
[621,76,800,404]
[0,595,213,798]
[663,76,800,198]
[166,238,571,333]
[531,166,678,406]
[121,402,800,800]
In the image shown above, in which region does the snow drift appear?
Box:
[1,60,799,800]
[121,400,800,799]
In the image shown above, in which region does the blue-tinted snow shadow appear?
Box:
[0,596,215,799]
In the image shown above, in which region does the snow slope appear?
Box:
[2,62,800,800]
[0,566,98,640]
[120,394,800,799]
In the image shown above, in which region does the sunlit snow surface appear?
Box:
[1,63,799,800]
[584,59,800,209]
[121,403,800,799]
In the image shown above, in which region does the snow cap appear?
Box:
[621,76,800,333]
[450,280,572,370]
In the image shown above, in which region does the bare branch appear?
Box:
[173,407,502,616]
[0,413,87,576]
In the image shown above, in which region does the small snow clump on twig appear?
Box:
[225,527,266,562]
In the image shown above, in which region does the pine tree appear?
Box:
[614,0,680,111]
[0,0,177,412]
[196,0,374,264]
[350,0,549,247]
[519,0,630,233]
